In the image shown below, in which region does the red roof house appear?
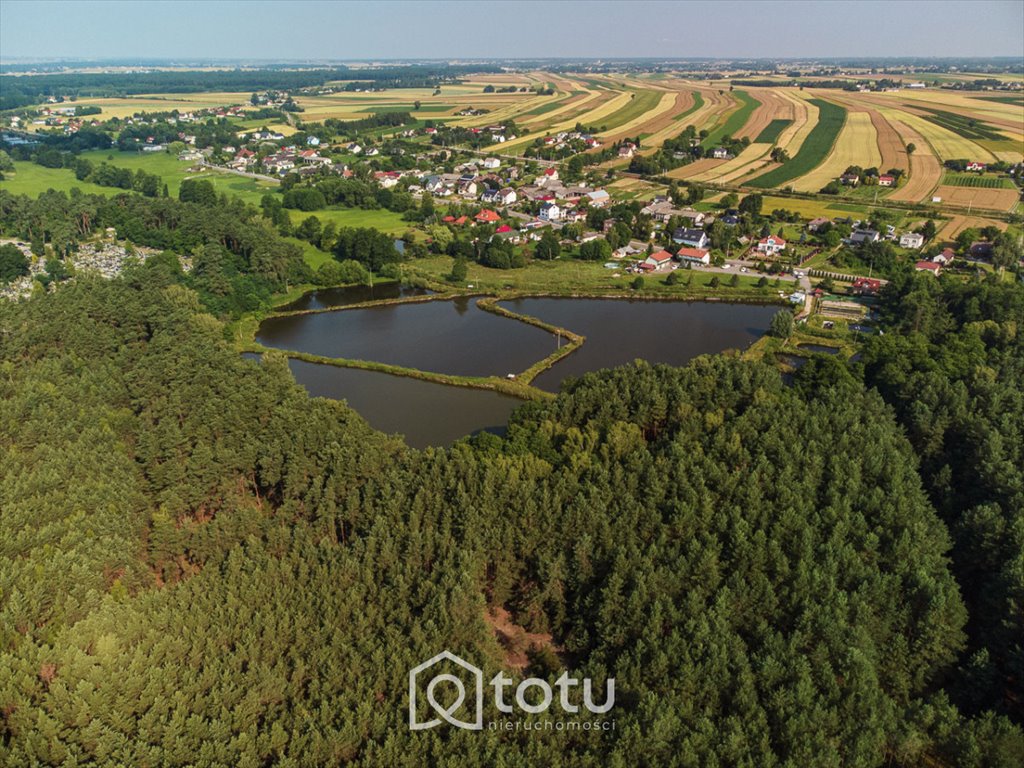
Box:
[915,260,941,275]
[475,209,501,223]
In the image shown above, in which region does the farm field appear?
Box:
[932,185,1020,212]
[746,99,847,189]
[789,111,881,193]
[17,74,1022,213]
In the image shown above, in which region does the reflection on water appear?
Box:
[275,282,432,312]
[243,353,522,449]
[500,297,776,391]
[257,298,552,377]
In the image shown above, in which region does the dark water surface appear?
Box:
[275,282,432,312]
[243,354,522,449]
[500,297,777,391]
[253,295,778,447]
[257,297,552,377]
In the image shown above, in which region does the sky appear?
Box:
[2,0,1023,61]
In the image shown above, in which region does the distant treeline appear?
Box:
[323,112,416,135]
[0,64,501,110]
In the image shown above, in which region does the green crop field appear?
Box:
[755,118,792,143]
[596,90,663,132]
[941,172,1016,189]
[745,99,847,189]
[673,91,704,121]
[915,106,1008,141]
[702,90,759,147]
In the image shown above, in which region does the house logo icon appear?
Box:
[408,650,483,730]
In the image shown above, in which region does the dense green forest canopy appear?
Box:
[1,260,1022,764]
[0,154,1022,763]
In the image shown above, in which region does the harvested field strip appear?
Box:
[755,119,792,143]
[941,173,1017,189]
[620,91,696,150]
[774,90,817,157]
[691,142,774,183]
[703,90,760,147]
[933,186,1020,212]
[915,107,1009,141]
[498,89,634,152]
[789,111,881,193]
[939,215,1009,239]
[695,89,738,133]
[594,90,665,134]
[673,91,704,120]
[827,93,909,172]
[871,104,998,163]
[666,157,727,180]
[746,98,847,189]
[517,89,606,128]
[736,89,794,141]
[883,116,943,203]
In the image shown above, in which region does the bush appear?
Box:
[631,276,645,290]
[769,309,795,338]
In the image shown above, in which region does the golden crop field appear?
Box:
[790,111,881,192]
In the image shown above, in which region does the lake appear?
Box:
[255,295,778,447]
[500,297,777,391]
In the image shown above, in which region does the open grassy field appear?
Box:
[1,160,115,197]
[746,99,847,189]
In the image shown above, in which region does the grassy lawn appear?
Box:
[290,207,414,236]
[406,254,784,297]
[746,99,847,189]
[1,160,114,197]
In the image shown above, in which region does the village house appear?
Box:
[850,229,880,245]
[851,277,882,295]
[642,249,675,271]
[711,147,732,160]
[757,235,787,255]
[966,161,986,172]
[934,247,956,264]
[878,174,896,187]
[673,227,710,249]
[642,199,705,226]
[840,173,860,186]
[481,157,501,169]
[807,217,831,232]
[586,189,611,207]
[915,260,942,275]
[675,247,711,266]
[475,209,502,224]
[899,232,924,249]
[618,142,637,158]
[539,202,562,222]
[347,142,363,154]
[496,187,517,205]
